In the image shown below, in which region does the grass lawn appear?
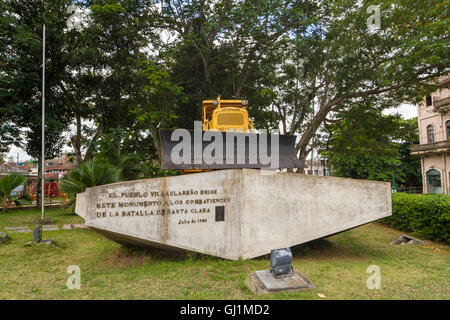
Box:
[0,207,448,300]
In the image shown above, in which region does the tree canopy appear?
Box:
[319,103,421,186]
[1,0,448,174]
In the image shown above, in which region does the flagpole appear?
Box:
[41,24,45,220]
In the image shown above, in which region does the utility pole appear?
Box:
[41,24,45,220]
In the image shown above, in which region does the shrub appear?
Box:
[60,160,122,212]
[383,193,450,243]
[0,173,26,213]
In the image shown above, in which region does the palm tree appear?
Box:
[117,154,142,181]
[60,160,122,212]
[0,173,27,213]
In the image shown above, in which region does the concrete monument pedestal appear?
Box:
[75,169,391,260]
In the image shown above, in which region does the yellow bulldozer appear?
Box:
[201,96,254,132]
[160,97,305,170]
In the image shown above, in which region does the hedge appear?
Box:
[382,193,450,243]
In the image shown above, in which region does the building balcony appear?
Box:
[433,96,450,113]
[411,140,450,155]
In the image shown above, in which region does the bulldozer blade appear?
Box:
[160,129,306,170]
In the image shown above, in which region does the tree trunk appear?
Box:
[2,198,7,213]
[150,124,162,166]
[73,113,82,165]
[84,122,103,161]
[295,99,343,161]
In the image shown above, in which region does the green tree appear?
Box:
[149,0,314,132]
[249,0,449,161]
[67,0,156,165]
[319,104,421,187]
[319,104,401,181]
[132,61,186,163]
[395,118,422,188]
[2,0,76,208]
[0,173,26,213]
[0,0,38,153]
[4,0,448,176]
[148,0,449,165]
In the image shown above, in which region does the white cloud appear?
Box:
[383,103,417,119]
[5,145,29,162]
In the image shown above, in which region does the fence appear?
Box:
[2,184,71,210]
[392,186,423,194]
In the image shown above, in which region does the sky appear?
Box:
[5,103,418,163]
[384,103,418,119]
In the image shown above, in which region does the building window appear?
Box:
[446,121,450,140]
[426,169,442,194]
[427,125,435,143]
[425,96,432,106]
